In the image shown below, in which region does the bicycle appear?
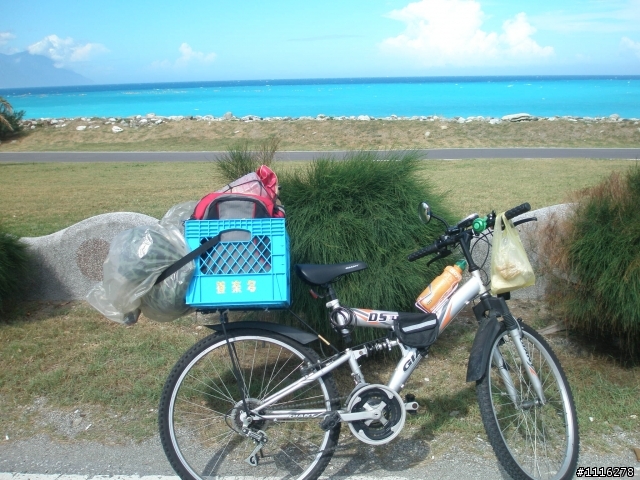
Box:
[158,201,579,480]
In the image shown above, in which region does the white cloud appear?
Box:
[153,43,216,69]
[381,0,553,67]
[621,37,640,59]
[0,32,16,46]
[27,35,108,67]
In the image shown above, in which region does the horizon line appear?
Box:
[2,74,640,94]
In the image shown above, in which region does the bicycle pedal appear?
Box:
[319,411,341,431]
[404,393,419,415]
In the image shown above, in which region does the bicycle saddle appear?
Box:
[295,262,368,286]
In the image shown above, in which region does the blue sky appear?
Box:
[2,0,640,84]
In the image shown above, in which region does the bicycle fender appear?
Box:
[207,321,318,345]
[466,316,504,382]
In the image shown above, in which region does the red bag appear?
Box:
[191,193,275,220]
[191,165,284,220]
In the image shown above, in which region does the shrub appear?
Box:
[278,151,456,343]
[215,136,279,182]
[0,97,25,141]
[0,226,30,314]
[542,168,640,357]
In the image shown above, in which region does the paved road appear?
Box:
[1,148,640,162]
[1,434,638,479]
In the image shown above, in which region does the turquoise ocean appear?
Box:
[2,76,640,120]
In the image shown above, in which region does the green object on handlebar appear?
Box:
[473,217,488,233]
[455,259,468,270]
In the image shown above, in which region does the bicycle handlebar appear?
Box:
[407,202,532,263]
[407,244,440,262]
[504,202,531,221]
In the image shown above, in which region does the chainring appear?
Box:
[346,384,406,445]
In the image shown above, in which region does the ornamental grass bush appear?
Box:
[0,226,30,315]
[0,97,24,141]
[541,168,640,358]
[278,151,455,343]
[216,137,279,181]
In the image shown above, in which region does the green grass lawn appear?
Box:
[0,158,636,237]
[0,158,638,451]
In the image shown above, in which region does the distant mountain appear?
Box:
[0,52,93,89]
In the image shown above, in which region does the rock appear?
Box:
[502,113,533,122]
[489,118,501,125]
[316,114,329,121]
[76,126,87,131]
[138,119,148,124]
[609,113,620,120]
[222,112,234,120]
[457,117,466,124]
[50,119,59,124]
[425,131,431,137]
[167,116,184,121]
[146,113,156,118]
[357,115,371,121]
[440,125,448,130]
[112,126,123,133]
[154,119,163,124]
[108,118,116,122]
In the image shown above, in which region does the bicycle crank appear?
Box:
[345,384,406,445]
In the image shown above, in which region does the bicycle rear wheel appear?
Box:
[159,329,341,480]
[476,323,579,480]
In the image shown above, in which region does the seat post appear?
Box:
[326,284,338,302]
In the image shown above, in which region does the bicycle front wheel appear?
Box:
[159,329,341,480]
[476,323,579,480]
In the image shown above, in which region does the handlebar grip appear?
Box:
[407,244,439,262]
[504,202,531,220]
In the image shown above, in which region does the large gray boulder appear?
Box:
[21,212,158,300]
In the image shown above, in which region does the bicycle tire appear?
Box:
[476,323,579,480]
[159,328,341,480]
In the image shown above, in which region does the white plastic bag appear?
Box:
[86,220,194,324]
[490,213,535,294]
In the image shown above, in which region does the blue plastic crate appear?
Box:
[185,218,290,309]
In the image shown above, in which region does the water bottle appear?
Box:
[415,260,467,313]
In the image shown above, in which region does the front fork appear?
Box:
[494,317,546,408]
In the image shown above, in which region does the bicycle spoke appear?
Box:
[159,332,339,480]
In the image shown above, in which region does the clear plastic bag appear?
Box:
[87,215,195,324]
[160,200,198,230]
[490,213,535,294]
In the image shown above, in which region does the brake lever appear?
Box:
[513,217,537,227]
[427,249,452,267]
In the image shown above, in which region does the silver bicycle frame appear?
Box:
[252,271,488,420]
[252,269,545,421]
